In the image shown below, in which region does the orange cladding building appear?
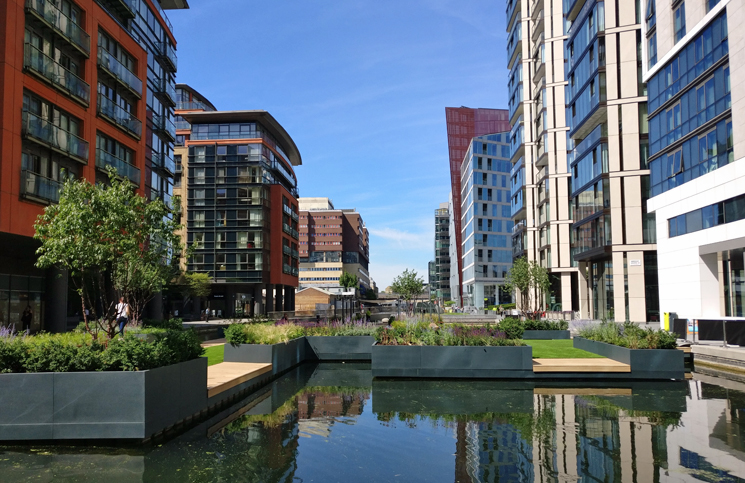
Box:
[0,0,187,331]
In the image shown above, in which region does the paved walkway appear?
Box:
[532,358,630,373]
[207,362,272,398]
[202,338,226,348]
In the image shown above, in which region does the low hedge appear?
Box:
[497,318,569,339]
[577,321,677,349]
[224,320,378,345]
[0,329,204,373]
[375,322,525,347]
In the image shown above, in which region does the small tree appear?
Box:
[339,271,358,320]
[171,272,213,316]
[502,257,551,319]
[390,269,424,316]
[34,170,183,338]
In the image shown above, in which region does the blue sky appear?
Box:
[169,0,509,289]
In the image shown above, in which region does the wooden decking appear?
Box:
[532,358,631,373]
[207,362,272,398]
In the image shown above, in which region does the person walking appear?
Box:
[21,306,33,332]
[116,297,129,337]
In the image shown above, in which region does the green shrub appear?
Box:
[578,321,677,349]
[21,333,105,373]
[524,319,569,331]
[143,318,183,331]
[375,323,524,347]
[225,323,304,345]
[0,337,29,373]
[390,320,407,330]
[498,318,525,339]
[224,323,249,345]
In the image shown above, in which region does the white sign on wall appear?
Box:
[629,260,642,266]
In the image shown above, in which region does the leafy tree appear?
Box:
[501,257,551,319]
[34,170,183,338]
[339,271,358,291]
[364,290,377,300]
[390,269,424,316]
[171,272,213,314]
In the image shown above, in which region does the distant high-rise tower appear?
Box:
[445,107,510,303]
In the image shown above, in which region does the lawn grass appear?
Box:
[526,339,604,359]
[203,344,225,366]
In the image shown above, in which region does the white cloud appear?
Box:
[369,226,430,248]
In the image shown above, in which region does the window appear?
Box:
[194,189,205,206]
[194,167,205,184]
[727,121,733,164]
[193,233,204,249]
[706,0,720,13]
[216,211,226,227]
[666,149,683,178]
[648,32,657,69]
[216,254,226,271]
[645,0,655,30]
[236,253,248,270]
[666,102,681,132]
[216,188,227,205]
[216,168,225,184]
[696,77,715,113]
[674,3,686,43]
[216,232,226,249]
[193,212,205,228]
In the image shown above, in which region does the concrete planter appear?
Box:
[573,337,684,380]
[224,337,307,375]
[0,357,207,441]
[371,344,534,378]
[305,336,375,361]
[522,330,570,340]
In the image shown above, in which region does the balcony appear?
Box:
[532,61,546,85]
[272,161,296,187]
[20,169,61,204]
[531,0,544,21]
[25,0,90,56]
[532,13,544,41]
[97,95,142,139]
[283,223,299,239]
[155,42,177,72]
[512,219,527,234]
[96,148,140,185]
[22,110,89,163]
[283,245,292,256]
[150,189,172,209]
[100,0,136,19]
[24,43,90,105]
[151,152,176,175]
[506,0,521,32]
[175,120,191,130]
[152,114,176,142]
[97,48,142,98]
[175,101,215,112]
[154,80,176,107]
[507,26,522,70]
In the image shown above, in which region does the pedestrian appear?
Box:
[115,296,129,337]
[21,306,33,332]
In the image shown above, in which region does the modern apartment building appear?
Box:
[445,107,511,304]
[460,133,514,308]
[564,0,659,322]
[506,0,577,314]
[298,197,370,296]
[432,202,451,302]
[172,83,216,269]
[177,107,302,316]
[0,0,186,331]
[644,0,744,319]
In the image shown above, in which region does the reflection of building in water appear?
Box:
[463,420,533,482]
[666,379,745,482]
[296,391,368,419]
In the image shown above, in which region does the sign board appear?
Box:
[629,260,642,266]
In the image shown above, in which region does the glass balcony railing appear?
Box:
[154,80,176,106]
[97,95,142,138]
[25,0,90,55]
[283,223,299,239]
[20,169,61,204]
[273,161,296,187]
[96,148,140,185]
[152,114,176,141]
[101,0,136,19]
[174,120,191,130]
[97,48,142,97]
[22,110,89,162]
[175,101,215,112]
[156,42,177,71]
[24,43,90,104]
[151,152,176,175]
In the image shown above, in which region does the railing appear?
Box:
[156,42,177,71]
[20,169,61,204]
[272,161,296,186]
[512,220,527,234]
[155,80,176,106]
[176,101,215,112]
[97,95,141,138]
[151,152,175,175]
[25,0,90,55]
[174,120,191,130]
[22,110,88,162]
[567,123,607,166]
[283,245,292,256]
[97,48,142,96]
[283,223,299,239]
[291,211,299,222]
[152,114,176,141]
[100,0,136,19]
[96,148,140,185]
[24,43,89,104]
[151,0,174,33]
[292,249,299,259]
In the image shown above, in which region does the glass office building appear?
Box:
[460,133,514,308]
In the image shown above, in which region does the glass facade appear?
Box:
[647,13,730,196]
[460,133,513,307]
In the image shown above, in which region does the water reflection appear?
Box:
[0,363,744,482]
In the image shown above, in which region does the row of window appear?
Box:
[668,193,745,238]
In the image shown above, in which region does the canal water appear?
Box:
[1,362,744,482]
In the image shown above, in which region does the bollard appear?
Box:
[722,320,728,348]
